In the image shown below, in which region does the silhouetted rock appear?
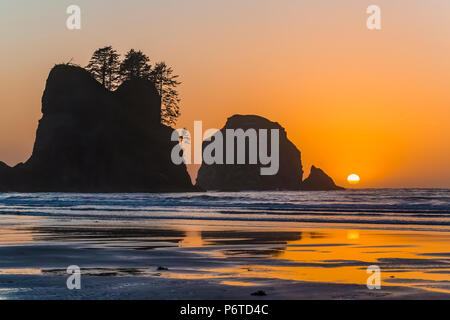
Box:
[196,115,303,191]
[0,64,195,192]
[301,165,344,191]
[251,290,267,296]
[115,79,161,126]
[0,161,10,191]
[157,266,169,271]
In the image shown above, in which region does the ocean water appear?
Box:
[0,189,449,230]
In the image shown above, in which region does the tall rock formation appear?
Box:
[196,115,304,191]
[0,64,194,192]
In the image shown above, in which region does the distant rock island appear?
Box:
[0,65,195,192]
[302,165,344,191]
[196,115,343,191]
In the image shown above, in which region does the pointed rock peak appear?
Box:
[0,161,10,170]
[302,165,344,191]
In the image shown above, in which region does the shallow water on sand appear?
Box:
[0,190,449,299]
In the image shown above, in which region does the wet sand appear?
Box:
[0,214,449,299]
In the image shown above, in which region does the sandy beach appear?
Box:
[0,190,449,299]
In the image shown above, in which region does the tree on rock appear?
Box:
[119,49,151,81]
[86,47,182,126]
[86,46,121,90]
[150,62,181,126]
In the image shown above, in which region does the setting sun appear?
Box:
[347,174,360,184]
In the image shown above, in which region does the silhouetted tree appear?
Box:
[150,62,181,126]
[86,46,120,90]
[119,49,151,81]
[87,47,182,126]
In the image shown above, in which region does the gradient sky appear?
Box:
[0,0,449,188]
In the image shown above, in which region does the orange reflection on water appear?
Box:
[0,268,41,275]
[0,226,34,245]
[178,230,205,248]
[220,281,258,287]
[167,227,450,293]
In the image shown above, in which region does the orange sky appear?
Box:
[0,0,449,188]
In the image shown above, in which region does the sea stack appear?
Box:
[302,165,344,191]
[196,115,304,191]
[0,64,195,192]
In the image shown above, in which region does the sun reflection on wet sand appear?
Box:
[1,214,449,297]
[0,268,42,275]
[220,280,259,287]
[179,230,205,248]
[164,227,450,293]
[0,226,34,245]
